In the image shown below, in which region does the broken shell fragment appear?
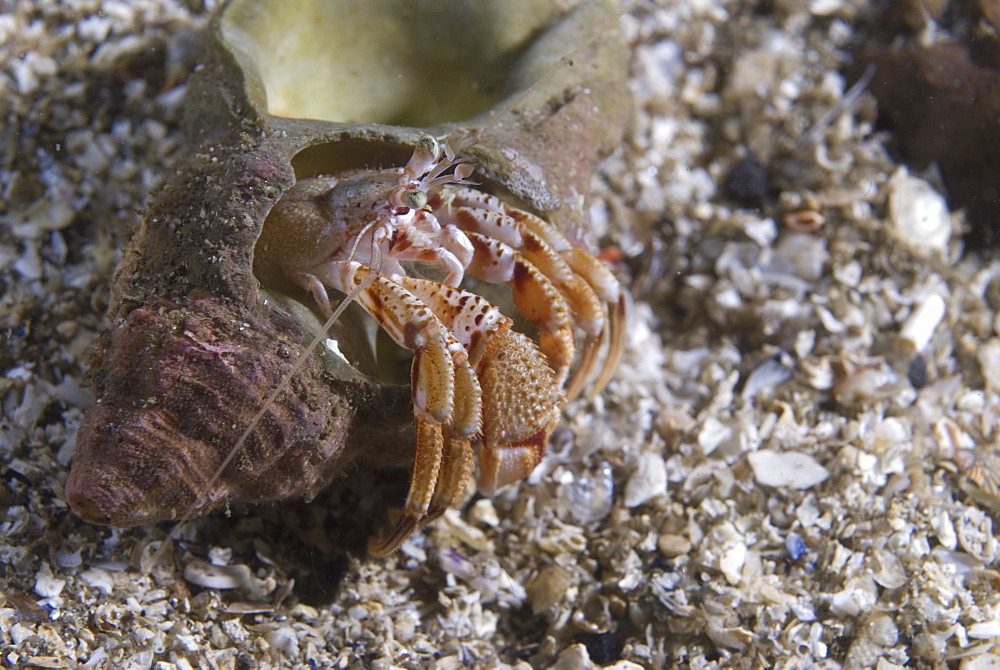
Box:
[68,0,630,534]
[899,293,946,353]
[183,559,252,590]
[747,449,830,490]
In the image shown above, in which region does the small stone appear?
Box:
[552,643,595,670]
[657,533,692,557]
[55,320,79,340]
[725,155,769,209]
[573,632,623,665]
[530,565,574,614]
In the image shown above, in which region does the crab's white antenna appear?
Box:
[346,219,380,265]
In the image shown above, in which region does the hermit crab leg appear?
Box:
[305,262,483,554]
[438,190,622,399]
[499,206,628,398]
[463,233,576,387]
[560,247,630,396]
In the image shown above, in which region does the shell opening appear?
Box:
[218,0,566,126]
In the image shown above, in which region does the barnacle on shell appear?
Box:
[68,0,629,530]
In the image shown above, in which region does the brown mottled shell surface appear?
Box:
[67,0,630,528]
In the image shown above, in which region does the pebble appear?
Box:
[529,565,573,614]
[657,533,692,557]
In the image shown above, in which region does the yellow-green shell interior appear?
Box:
[219,0,569,126]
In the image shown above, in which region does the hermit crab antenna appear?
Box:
[346,219,381,265]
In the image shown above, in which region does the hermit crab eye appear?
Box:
[415,135,440,159]
[402,189,428,210]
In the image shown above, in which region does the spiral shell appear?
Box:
[67,0,629,528]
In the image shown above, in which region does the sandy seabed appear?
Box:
[3,0,999,668]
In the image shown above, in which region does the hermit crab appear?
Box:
[255,132,627,553]
[66,0,631,554]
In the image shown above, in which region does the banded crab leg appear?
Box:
[293,262,483,555]
[436,188,627,400]
[462,232,576,388]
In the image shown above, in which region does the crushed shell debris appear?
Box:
[3,0,1000,668]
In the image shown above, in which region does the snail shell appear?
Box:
[66,0,630,528]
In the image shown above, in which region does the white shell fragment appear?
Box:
[741,352,794,402]
[698,416,733,456]
[34,562,66,600]
[956,507,997,564]
[624,451,668,507]
[829,575,878,617]
[747,450,830,489]
[183,559,252,590]
[719,541,747,585]
[900,293,946,353]
[886,170,952,257]
[871,548,906,589]
[978,339,1000,393]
